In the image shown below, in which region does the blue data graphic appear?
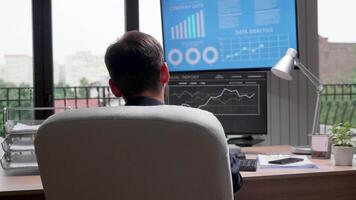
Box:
[161,0,298,72]
[170,10,205,40]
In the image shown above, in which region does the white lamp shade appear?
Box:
[271,48,298,81]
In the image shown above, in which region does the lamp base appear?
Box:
[311,134,331,159]
[291,145,312,155]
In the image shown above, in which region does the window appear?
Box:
[318,0,356,83]
[318,0,356,131]
[52,0,125,108]
[52,0,125,87]
[139,0,163,45]
[0,0,33,135]
[0,0,33,86]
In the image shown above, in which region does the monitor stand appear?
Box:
[227,135,264,147]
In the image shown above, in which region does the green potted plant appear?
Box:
[330,123,355,166]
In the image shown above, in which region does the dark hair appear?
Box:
[105,31,164,98]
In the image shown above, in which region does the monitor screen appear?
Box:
[161,0,298,72]
[167,71,267,135]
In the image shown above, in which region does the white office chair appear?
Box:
[35,105,234,200]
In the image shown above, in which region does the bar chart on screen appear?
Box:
[170,9,205,40]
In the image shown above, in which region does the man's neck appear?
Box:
[131,90,164,104]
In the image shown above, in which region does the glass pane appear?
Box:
[52,0,125,108]
[318,0,356,130]
[318,0,356,83]
[139,0,163,45]
[0,1,33,135]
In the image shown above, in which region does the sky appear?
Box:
[0,0,355,65]
[51,0,126,62]
[318,0,356,43]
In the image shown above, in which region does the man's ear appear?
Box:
[160,62,170,85]
[109,79,122,97]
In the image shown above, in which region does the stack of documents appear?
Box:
[5,121,40,134]
[258,154,319,169]
[11,123,40,132]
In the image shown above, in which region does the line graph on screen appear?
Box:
[169,85,260,116]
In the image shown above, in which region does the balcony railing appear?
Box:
[319,84,356,133]
[53,86,120,108]
[1,84,355,136]
[0,86,122,136]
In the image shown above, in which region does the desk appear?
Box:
[0,145,355,200]
[236,145,356,200]
[0,175,43,200]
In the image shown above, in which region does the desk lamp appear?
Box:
[272,48,328,156]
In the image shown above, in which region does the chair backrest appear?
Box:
[35,105,233,200]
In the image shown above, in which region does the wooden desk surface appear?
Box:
[237,145,356,200]
[0,175,42,196]
[241,145,356,179]
[0,145,355,199]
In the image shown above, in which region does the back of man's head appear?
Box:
[105,31,164,98]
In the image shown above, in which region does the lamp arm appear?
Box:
[295,60,324,135]
[295,60,322,90]
[311,90,321,135]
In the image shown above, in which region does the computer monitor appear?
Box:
[161,0,298,72]
[161,0,297,139]
[167,71,267,136]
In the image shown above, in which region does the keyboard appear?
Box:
[237,159,258,172]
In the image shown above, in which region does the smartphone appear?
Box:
[268,157,304,165]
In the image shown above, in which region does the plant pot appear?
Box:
[332,146,354,166]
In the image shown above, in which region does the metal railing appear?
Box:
[1,84,355,136]
[53,86,119,108]
[319,84,356,133]
[0,86,121,136]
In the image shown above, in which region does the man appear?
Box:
[105,30,243,192]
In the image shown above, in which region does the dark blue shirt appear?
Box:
[125,96,243,193]
[125,96,163,106]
